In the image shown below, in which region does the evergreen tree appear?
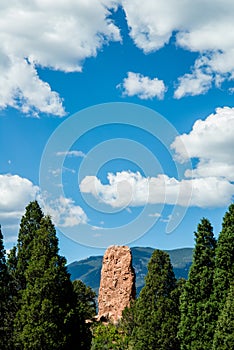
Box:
[0,226,13,349]
[73,279,96,320]
[131,249,180,350]
[16,201,44,290]
[14,215,81,350]
[213,204,234,311]
[7,246,17,282]
[121,300,137,341]
[212,283,234,349]
[211,204,234,348]
[91,322,129,350]
[178,218,216,350]
[73,280,96,349]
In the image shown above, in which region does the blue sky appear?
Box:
[0,1,234,263]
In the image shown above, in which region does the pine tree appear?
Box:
[14,215,81,350]
[0,226,13,349]
[178,218,216,350]
[212,283,234,349]
[131,249,180,350]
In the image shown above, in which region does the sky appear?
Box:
[0,0,234,263]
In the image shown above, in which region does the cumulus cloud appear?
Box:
[80,171,234,208]
[0,56,65,117]
[0,174,39,242]
[43,196,87,227]
[0,174,39,218]
[80,106,234,208]
[118,72,166,99]
[174,60,213,98]
[122,0,234,97]
[171,107,234,181]
[0,173,87,244]
[0,0,120,115]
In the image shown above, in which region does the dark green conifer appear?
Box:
[212,283,234,349]
[178,218,216,350]
[213,204,234,310]
[211,204,234,348]
[131,249,180,350]
[73,279,96,320]
[16,201,44,290]
[14,215,81,350]
[0,226,14,349]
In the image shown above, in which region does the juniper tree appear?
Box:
[14,215,82,350]
[16,201,44,290]
[131,249,180,350]
[0,226,13,350]
[178,218,216,350]
[213,283,234,350]
[73,280,96,349]
[213,204,234,312]
[212,283,234,349]
[211,204,234,348]
[73,279,96,320]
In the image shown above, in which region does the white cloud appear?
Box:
[0,173,87,245]
[43,196,87,227]
[149,212,161,218]
[174,62,213,99]
[80,171,234,208]
[0,56,65,117]
[122,0,234,53]
[56,150,85,157]
[0,0,120,115]
[171,106,234,181]
[118,72,166,99]
[0,174,39,217]
[80,106,234,208]
[0,174,39,242]
[48,167,76,177]
[122,0,234,96]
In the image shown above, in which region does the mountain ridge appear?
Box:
[67,246,193,295]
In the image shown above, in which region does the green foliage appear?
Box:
[178,218,216,350]
[213,204,234,310]
[2,201,233,349]
[212,283,234,349]
[211,204,234,348]
[0,226,14,349]
[91,322,129,350]
[72,279,97,349]
[120,301,137,339]
[131,249,180,350]
[73,279,96,320]
[13,215,83,349]
[16,201,44,291]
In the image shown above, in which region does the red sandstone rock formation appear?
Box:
[98,245,136,323]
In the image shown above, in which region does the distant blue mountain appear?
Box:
[67,247,193,296]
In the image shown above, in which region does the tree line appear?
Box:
[0,201,233,349]
[92,204,234,349]
[0,201,96,350]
